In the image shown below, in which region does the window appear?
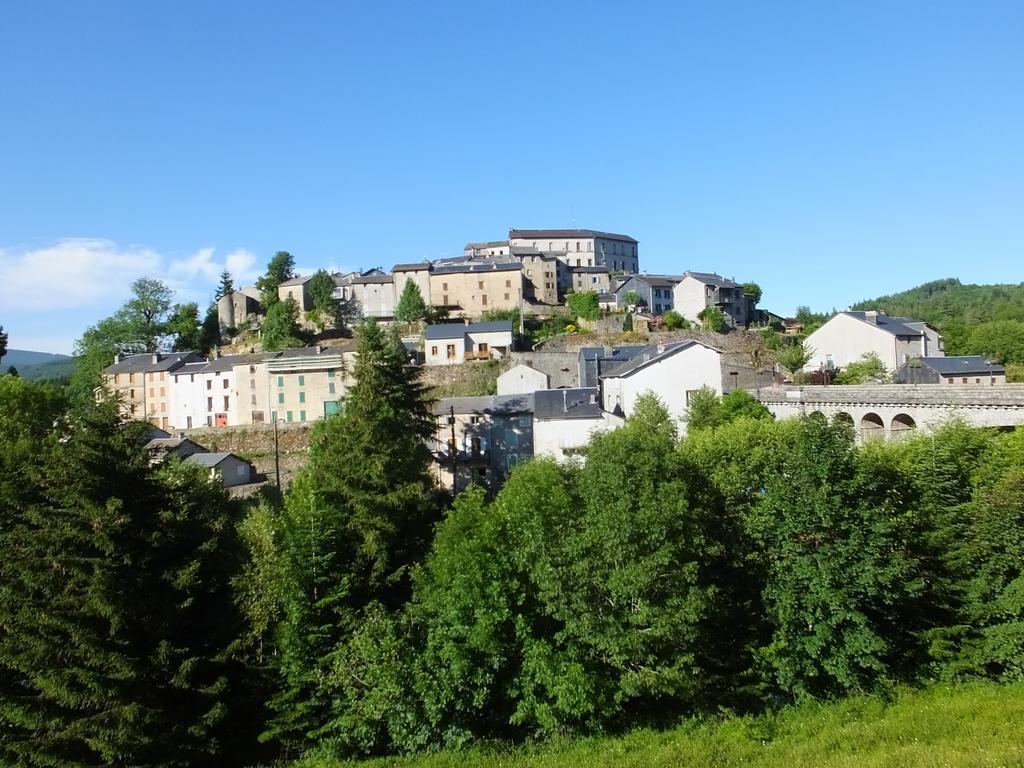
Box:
[130,389,135,399]
[962,377,968,384]
[548,241,553,250]
[328,369,335,378]
[298,375,305,386]
[442,294,449,305]
[976,378,981,384]
[206,380,212,390]
[446,344,456,360]
[505,279,511,287]
[442,282,448,291]
[286,411,293,422]
[160,386,165,397]
[250,379,256,388]
[481,294,488,306]
[249,365,256,374]
[329,382,336,394]
[222,379,229,389]
[129,372,136,383]
[478,280,484,289]
[948,377,955,384]
[299,392,306,403]
[277,376,284,387]
[251,394,257,405]
[223,396,230,410]
[113,373,120,384]
[300,410,306,422]
[207,397,213,411]
[278,393,285,404]
[576,241,580,251]
[576,258,581,266]
[431,345,438,356]
[470,415,480,424]
[149,387,155,398]
[504,293,510,300]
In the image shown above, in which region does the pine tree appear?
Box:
[394,281,428,324]
[216,269,235,300]
[265,320,441,752]
[0,388,252,766]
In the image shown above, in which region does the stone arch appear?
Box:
[808,410,827,422]
[860,412,885,442]
[834,411,854,426]
[890,413,916,440]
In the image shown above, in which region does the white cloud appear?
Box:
[0,238,161,311]
[0,239,265,312]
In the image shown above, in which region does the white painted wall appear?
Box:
[601,343,723,429]
[534,413,623,463]
[497,364,549,395]
[672,276,711,324]
[803,313,930,372]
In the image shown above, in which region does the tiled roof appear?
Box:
[601,341,706,379]
[432,260,522,275]
[615,274,682,290]
[103,351,201,375]
[433,393,534,417]
[844,312,926,337]
[911,356,1005,376]
[684,271,741,289]
[279,274,313,287]
[424,321,514,340]
[509,228,638,244]
[392,262,432,272]
[534,388,603,420]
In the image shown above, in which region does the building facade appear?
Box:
[424,321,514,366]
[672,272,755,328]
[803,311,945,373]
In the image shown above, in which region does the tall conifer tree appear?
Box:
[266,320,440,751]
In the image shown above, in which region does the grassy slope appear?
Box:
[298,683,1024,768]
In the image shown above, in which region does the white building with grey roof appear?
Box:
[599,340,723,430]
[803,311,945,374]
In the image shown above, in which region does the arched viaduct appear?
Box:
[752,384,1024,442]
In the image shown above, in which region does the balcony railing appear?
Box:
[464,350,493,361]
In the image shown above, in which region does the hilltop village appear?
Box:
[100,226,1018,491]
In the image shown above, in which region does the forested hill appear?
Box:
[851,278,1024,362]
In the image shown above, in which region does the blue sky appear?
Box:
[1,1,1021,354]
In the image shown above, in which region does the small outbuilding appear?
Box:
[894,356,1006,385]
[497,364,549,395]
[184,452,256,487]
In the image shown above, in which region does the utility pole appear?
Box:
[273,414,281,489]
[449,405,457,493]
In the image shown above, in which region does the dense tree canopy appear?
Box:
[256,251,297,307]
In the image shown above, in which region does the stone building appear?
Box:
[429,262,524,318]
[101,351,202,429]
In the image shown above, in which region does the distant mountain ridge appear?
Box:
[3,349,75,382]
[851,278,1024,361]
[3,349,72,368]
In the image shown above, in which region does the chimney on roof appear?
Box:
[563,389,567,413]
[865,310,879,324]
[657,343,666,354]
[151,353,160,364]
[315,344,323,354]
[214,346,222,359]
[114,353,121,364]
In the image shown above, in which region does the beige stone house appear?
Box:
[428,262,524,318]
[335,270,396,320]
[101,351,202,429]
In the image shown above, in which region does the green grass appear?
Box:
[295,683,1024,768]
